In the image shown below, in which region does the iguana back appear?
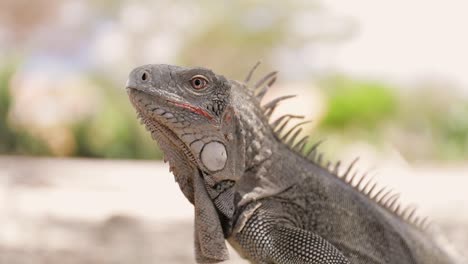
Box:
[229,145,453,263]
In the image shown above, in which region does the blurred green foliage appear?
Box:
[0,63,162,159]
[315,75,468,161]
[72,77,163,159]
[319,76,398,130]
[437,105,468,159]
[0,0,466,162]
[178,1,323,77]
[0,63,50,155]
[1,61,467,161]
[396,89,468,161]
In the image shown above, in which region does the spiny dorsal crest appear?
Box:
[243,63,431,231]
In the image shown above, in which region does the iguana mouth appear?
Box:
[127,88,197,165]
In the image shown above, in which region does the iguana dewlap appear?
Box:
[126,63,464,264]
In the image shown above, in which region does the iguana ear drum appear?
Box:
[201,141,227,172]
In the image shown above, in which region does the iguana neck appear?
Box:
[232,82,311,202]
[236,121,317,205]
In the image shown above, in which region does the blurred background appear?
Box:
[0,0,467,263]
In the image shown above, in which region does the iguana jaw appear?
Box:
[127,87,200,202]
[128,88,197,158]
[128,86,231,262]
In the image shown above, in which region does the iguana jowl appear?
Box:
[126,64,462,264]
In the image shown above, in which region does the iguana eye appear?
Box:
[190,75,209,90]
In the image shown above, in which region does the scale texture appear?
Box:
[126,64,464,264]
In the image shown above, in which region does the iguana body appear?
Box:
[126,64,462,264]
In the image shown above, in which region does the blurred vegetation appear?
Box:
[71,76,162,159]
[0,63,50,155]
[1,62,467,161]
[319,76,398,130]
[395,87,468,161]
[0,0,467,162]
[315,75,468,161]
[178,1,325,77]
[0,63,162,159]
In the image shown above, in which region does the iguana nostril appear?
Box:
[141,72,148,81]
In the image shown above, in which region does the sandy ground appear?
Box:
[0,156,467,263]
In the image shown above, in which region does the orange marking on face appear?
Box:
[224,111,232,122]
[170,101,214,120]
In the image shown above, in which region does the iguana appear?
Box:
[126,63,463,264]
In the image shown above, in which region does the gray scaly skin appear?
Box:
[126,64,462,264]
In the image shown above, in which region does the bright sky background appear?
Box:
[323,0,468,91]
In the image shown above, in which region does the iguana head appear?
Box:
[126,64,270,262]
[126,63,250,199]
